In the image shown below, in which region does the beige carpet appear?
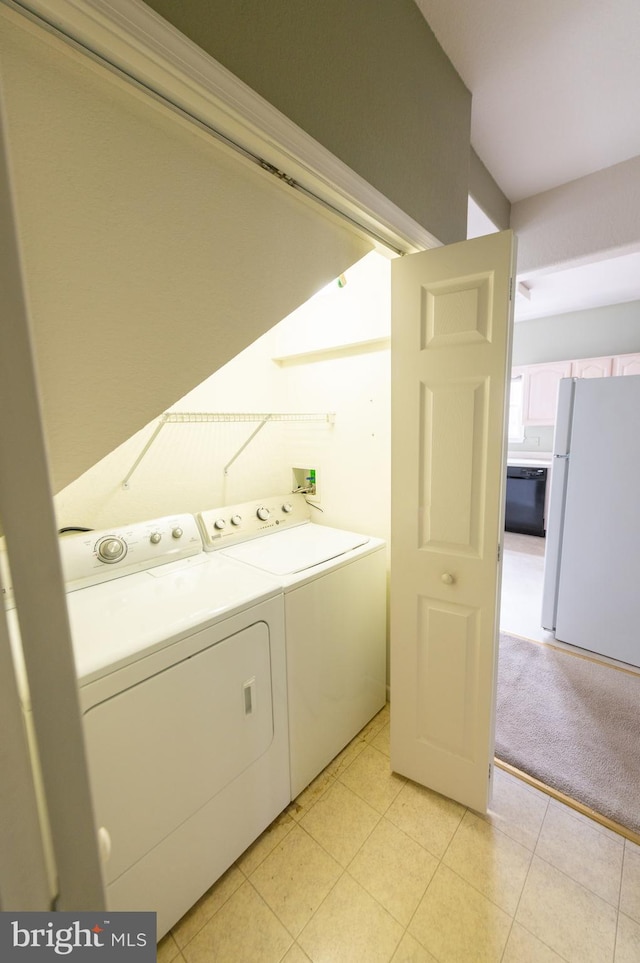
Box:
[496,633,640,836]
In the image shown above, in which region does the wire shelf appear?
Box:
[122,411,335,487]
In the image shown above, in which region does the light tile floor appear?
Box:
[499,531,550,644]
[156,533,640,962]
[157,705,640,963]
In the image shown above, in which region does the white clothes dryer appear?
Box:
[4,513,289,938]
[197,494,387,798]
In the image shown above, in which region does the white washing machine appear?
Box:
[4,513,289,938]
[197,494,387,798]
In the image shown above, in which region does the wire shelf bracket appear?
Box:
[121,411,335,488]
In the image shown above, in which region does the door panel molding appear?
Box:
[422,273,494,347]
[416,597,479,760]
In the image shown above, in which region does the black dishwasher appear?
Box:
[505,465,547,536]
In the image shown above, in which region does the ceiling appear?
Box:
[415,0,640,321]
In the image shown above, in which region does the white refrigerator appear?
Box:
[542,374,640,667]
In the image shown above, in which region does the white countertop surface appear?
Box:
[507,452,553,467]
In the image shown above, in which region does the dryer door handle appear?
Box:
[243,677,256,715]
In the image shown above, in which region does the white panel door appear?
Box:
[390,231,515,813]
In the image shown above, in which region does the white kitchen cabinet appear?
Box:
[571,356,612,378]
[612,352,640,376]
[522,361,572,426]
[518,352,640,427]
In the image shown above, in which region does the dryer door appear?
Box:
[83,619,274,884]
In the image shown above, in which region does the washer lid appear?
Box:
[220,523,370,575]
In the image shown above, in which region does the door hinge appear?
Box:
[497,543,501,563]
[488,762,492,781]
[509,277,513,301]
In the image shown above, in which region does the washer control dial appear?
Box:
[150,532,162,544]
[214,518,226,531]
[230,514,242,526]
[257,507,270,521]
[282,502,293,514]
[96,536,127,564]
[172,527,183,539]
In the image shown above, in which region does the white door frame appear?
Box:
[0,80,105,909]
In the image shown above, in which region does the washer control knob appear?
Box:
[230,514,242,526]
[214,518,226,530]
[257,507,270,521]
[96,536,126,564]
[150,531,162,545]
[172,527,183,539]
[282,502,293,513]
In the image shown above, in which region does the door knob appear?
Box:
[441,573,455,585]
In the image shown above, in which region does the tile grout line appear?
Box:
[226,708,395,956]
[534,813,626,911]
[534,850,623,916]
[291,745,427,962]
[396,809,465,961]
[496,805,544,963]
[612,842,634,963]
[510,920,574,963]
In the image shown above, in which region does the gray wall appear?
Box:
[512,300,640,366]
[143,0,472,245]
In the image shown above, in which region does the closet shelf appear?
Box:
[157,412,334,423]
[122,411,335,488]
[272,336,390,367]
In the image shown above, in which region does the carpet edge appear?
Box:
[494,758,640,846]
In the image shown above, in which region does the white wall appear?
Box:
[271,254,391,539]
[54,252,392,545]
[511,157,640,276]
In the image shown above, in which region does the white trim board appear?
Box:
[8,0,441,256]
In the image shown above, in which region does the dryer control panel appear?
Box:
[197,493,311,551]
[60,513,203,591]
